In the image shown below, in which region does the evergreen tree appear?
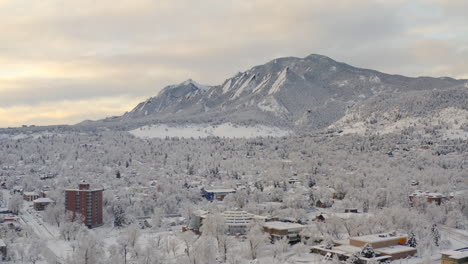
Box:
[431,225,440,247]
[407,232,417,248]
[361,244,375,258]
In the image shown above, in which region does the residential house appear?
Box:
[33,197,54,211]
[409,190,448,206]
[312,232,417,261]
[263,221,305,243]
[23,192,40,201]
[202,188,236,201]
[441,248,468,264]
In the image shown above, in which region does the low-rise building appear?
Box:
[186,209,209,233]
[409,190,448,206]
[441,248,468,264]
[202,188,236,201]
[312,232,417,261]
[33,197,54,211]
[23,192,40,201]
[222,210,266,235]
[263,221,305,243]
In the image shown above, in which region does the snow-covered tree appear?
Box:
[361,243,375,258]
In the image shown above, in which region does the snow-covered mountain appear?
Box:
[4,53,466,138]
[110,54,466,134]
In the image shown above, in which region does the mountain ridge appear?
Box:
[111,53,467,132]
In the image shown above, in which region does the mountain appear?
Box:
[108,54,466,134]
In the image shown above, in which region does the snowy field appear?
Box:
[129,123,291,139]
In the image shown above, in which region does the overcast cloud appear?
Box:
[0,0,467,127]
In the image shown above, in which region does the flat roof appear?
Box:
[33,197,54,203]
[351,233,407,243]
[65,188,104,192]
[376,245,417,254]
[441,248,468,259]
[333,245,362,254]
[263,221,304,231]
[205,188,236,193]
[0,239,5,247]
[23,192,39,195]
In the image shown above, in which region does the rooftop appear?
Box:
[441,247,468,259]
[263,221,304,231]
[33,197,54,203]
[376,245,417,254]
[204,188,236,193]
[333,245,362,254]
[410,190,446,198]
[350,232,407,243]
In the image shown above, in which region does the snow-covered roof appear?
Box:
[376,245,417,254]
[23,192,39,196]
[33,197,54,203]
[333,245,362,254]
[192,210,209,217]
[410,190,446,198]
[263,221,304,231]
[441,247,468,259]
[350,232,407,243]
[205,188,236,193]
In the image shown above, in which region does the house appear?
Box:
[312,232,417,261]
[441,248,468,264]
[12,186,23,194]
[33,197,54,211]
[410,180,419,186]
[316,199,334,208]
[288,178,302,185]
[263,221,305,243]
[0,239,6,260]
[186,209,209,233]
[201,188,236,201]
[409,190,448,206]
[23,192,40,201]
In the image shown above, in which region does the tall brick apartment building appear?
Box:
[65,181,104,228]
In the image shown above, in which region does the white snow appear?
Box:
[232,75,254,99]
[222,79,232,94]
[257,97,289,116]
[253,75,271,93]
[331,107,468,139]
[182,79,210,91]
[268,68,288,95]
[130,123,291,139]
[369,75,381,83]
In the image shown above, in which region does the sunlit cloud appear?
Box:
[0,96,145,127]
[0,0,467,127]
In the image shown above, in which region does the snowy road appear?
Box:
[1,189,71,263]
[20,207,73,263]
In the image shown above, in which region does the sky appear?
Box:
[0,0,467,127]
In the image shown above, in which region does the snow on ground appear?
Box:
[331,107,468,139]
[257,97,289,116]
[130,123,291,139]
[268,68,287,95]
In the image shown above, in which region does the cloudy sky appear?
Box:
[1,0,467,127]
